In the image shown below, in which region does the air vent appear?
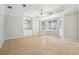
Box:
[8,6,12,9]
[23,4,26,7]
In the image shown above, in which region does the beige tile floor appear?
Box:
[0,35,79,55]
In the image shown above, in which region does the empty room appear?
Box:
[0,4,79,55]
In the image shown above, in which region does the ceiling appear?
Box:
[4,4,66,16]
[3,4,78,17]
[64,4,78,15]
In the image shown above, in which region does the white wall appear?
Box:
[4,14,24,39]
[4,14,40,39]
[64,5,78,40]
[78,6,79,41]
[64,12,77,39]
[0,5,5,47]
[32,18,39,36]
[3,5,78,41]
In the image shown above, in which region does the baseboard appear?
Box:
[5,35,24,40]
[0,38,5,48]
[5,34,40,40]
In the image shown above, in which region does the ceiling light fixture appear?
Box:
[23,4,26,7]
[7,6,12,9]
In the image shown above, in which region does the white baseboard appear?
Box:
[0,35,24,48]
[0,35,5,48]
[5,35,24,40]
[0,39,5,48]
[3,34,40,47]
[0,34,40,48]
[5,34,40,40]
